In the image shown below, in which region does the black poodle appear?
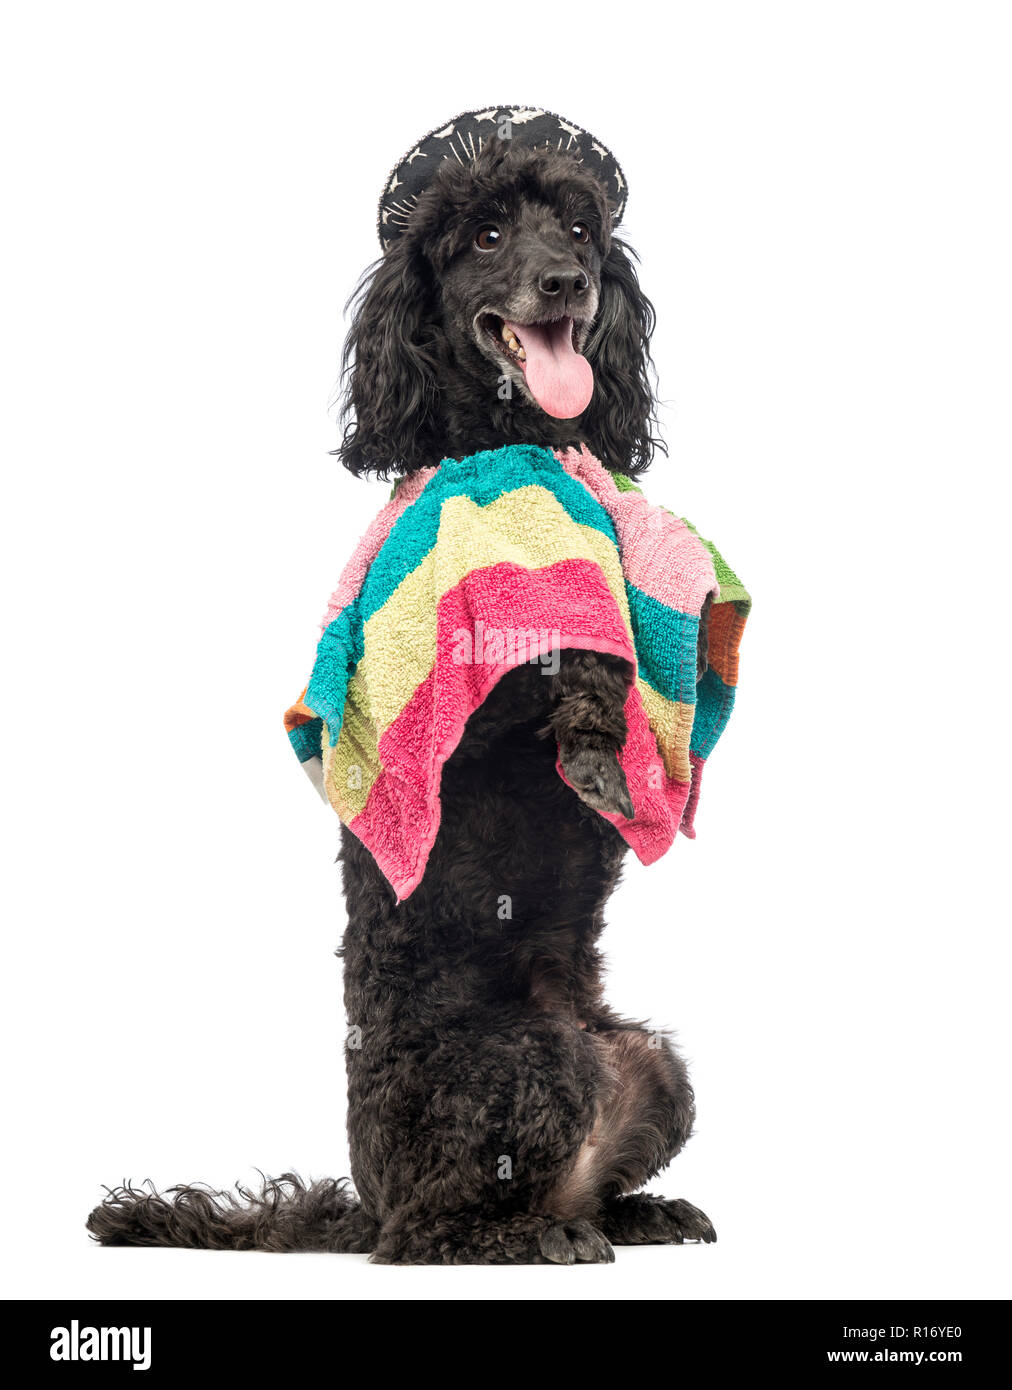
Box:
[88,132,717,1264]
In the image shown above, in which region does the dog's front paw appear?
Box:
[558,736,634,820]
[539,1219,615,1265]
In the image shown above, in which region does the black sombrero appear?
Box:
[377,106,628,252]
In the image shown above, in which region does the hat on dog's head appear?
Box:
[377,106,628,252]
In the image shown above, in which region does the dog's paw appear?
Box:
[656,1199,717,1244]
[601,1194,717,1246]
[558,738,634,820]
[538,1219,615,1265]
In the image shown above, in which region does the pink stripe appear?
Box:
[347,555,700,899]
[678,751,706,839]
[556,446,716,615]
[319,468,436,631]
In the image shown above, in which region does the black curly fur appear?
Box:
[88,1175,376,1253]
[87,138,715,1265]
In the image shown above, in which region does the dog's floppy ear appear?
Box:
[337,239,441,477]
[580,238,663,477]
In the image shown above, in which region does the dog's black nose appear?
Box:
[538,265,589,298]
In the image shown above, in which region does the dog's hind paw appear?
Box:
[369,1212,614,1265]
[538,1219,615,1265]
[558,738,635,820]
[599,1194,717,1246]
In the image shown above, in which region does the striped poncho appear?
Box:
[286,444,749,900]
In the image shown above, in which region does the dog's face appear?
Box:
[428,155,609,420]
[340,142,659,478]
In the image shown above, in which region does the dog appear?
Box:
[87,117,717,1264]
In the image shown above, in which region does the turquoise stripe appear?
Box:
[305,606,364,740]
[288,717,323,763]
[626,583,700,706]
[690,666,736,758]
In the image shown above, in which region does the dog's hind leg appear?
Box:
[549,650,635,819]
[86,1173,378,1253]
[358,1016,615,1265]
[544,1024,716,1244]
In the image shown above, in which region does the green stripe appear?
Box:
[605,465,750,613]
[684,519,751,614]
[608,469,643,494]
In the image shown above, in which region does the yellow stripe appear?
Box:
[362,487,633,731]
[637,681,694,783]
[321,674,381,820]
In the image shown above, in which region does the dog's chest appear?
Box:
[433,725,626,931]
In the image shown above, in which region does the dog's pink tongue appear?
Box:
[505,318,593,420]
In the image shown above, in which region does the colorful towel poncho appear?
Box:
[285,444,749,900]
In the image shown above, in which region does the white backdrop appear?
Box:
[2,1,1010,1301]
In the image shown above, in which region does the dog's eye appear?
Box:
[571,223,590,244]
[475,226,502,252]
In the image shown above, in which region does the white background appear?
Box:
[2,1,1010,1302]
